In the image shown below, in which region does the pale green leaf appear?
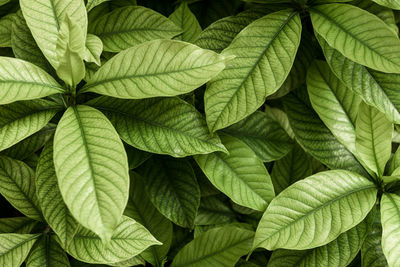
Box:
[11,10,51,72]
[86,0,110,12]
[271,143,313,194]
[381,193,400,267]
[36,139,78,248]
[108,256,145,267]
[310,3,400,73]
[389,146,400,176]
[356,102,393,177]
[267,210,373,267]
[307,60,361,154]
[84,34,102,66]
[0,156,42,221]
[316,33,400,124]
[0,57,64,105]
[89,6,181,52]
[169,2,201,43]
[81,39,227,99]
[372,0,400,9]
[20,0,87,68]
[0,99,60,152]
[124,172,172,266]
[0,233,40,267]
[87,96,227,157]
[53,105,129,242]
[26,235,70,267]
[137,156,200,228]
[67,216,160,264]
[0,217,37,234]
[0,13,13,47]
[253,170,377,250]
[195,196,236,226]
[224,111,293,162]
[171,225,254,267]
[205,10,302,132]
[283,90,367,175]
[195,134,275,212]
[264,106,294,139]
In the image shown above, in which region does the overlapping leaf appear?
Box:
[87,96,226,157]
[84,34,102,66]
[0,14,13,47]
[195,134,275,211]
[82,39,228,99]
[205,10,302,131]
[25,235,70,267]
[381,193,400,267]
[0,217,37,234]
[53,105,129,242]
[372,0,400,9]
[253,170,377,250]
[169,2,201,43]
[0,233,40,267]
[195,196,236,226]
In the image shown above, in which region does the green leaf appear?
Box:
[0,57,64,105]
[361,211,388,267]
[264,106,294,139]
[253,170,377,250]
[316,33,400,124]
[0,233,40,267]
[86,0,110,12]
[356,102,393,177]
[0,99,60,152]
[307,60,361,154]
[108,256,145,267]
[26,235,70,267]
[224,111,293,162]
[267,210,373,267]
[67,216,160,264]
[20,0,87,68]
[125,145,151,170]
[137,156,200,228]
[88,6,181,52]
[283,90,367,175]
[271,143,313,194]
[1,124,54,160]
[84,34,102,66]
[124,172,173,266]
[53,105,129,242]
[0,13,13,47]
[81,39,228,99]
[372,0,400,9]
[381,193,400,267]
[0,156,42,221]
[205,10,301,132]
[171,225,254,267]
[169,2,201,43]
[195,196,236,226]
[36,139,78,248]
[0,217,37,234]
[194,134,275,212]
[87,96,227,157]
[310,3,400,73]
[11,10,51,72]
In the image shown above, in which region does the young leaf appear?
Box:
[81,39,228,99]
[194,134,275,212]
[205,9,301,132]
[20,0,87,68]
[87,96,227,157]
[0,233,40,267]
[381,193,400,267]
[223,111,293,162]
[0,156,42,221]
[53,105,129,242]
[0,13,13,47]
[0,57,64,104]
[169,2,202,43]
[171,225,254,267]
[0,99,61,152]
[84,34,102,66]
[36,139,78,248]
[137,157,200,228]
[356,102,393,177]
[253,170,377,250]
[67,216,160,264]
[371,0,400,9]
[307,60,361,154]
[267,210,373,267]
[25,235,70,267]
[124,172,173,266]
[310,3,400,73]
[316,33,400,124]
[89,6,181,52]
[0,217,37,234]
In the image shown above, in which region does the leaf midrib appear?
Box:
[0,234,40,257]
[0,80,63,91]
